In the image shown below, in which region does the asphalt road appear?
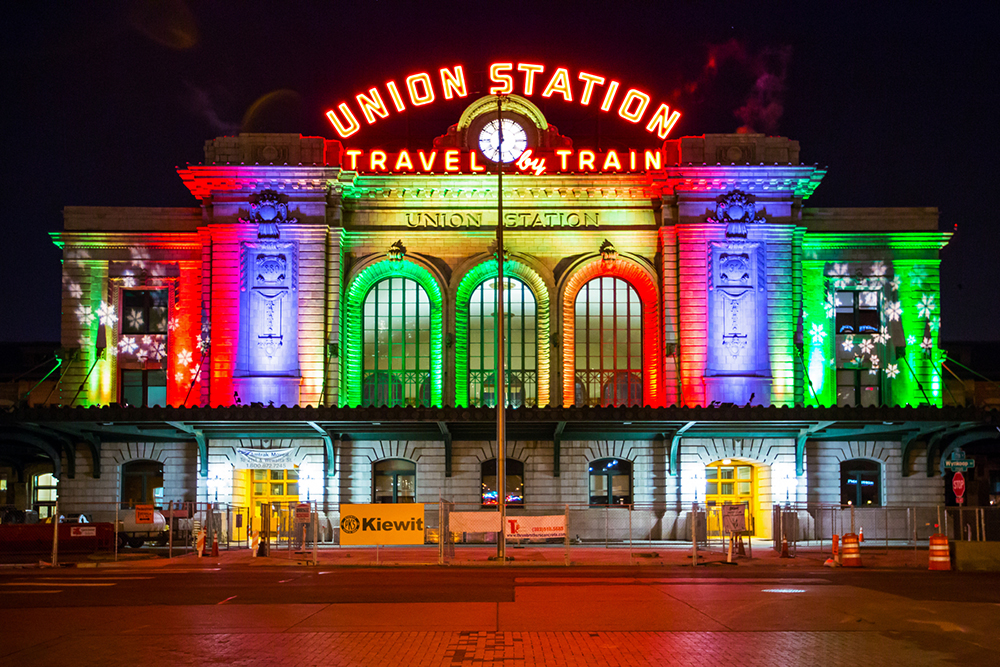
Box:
[1,566,998,665]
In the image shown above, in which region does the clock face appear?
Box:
[478,118,528,163]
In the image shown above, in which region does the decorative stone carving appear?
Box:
[600,239,618,264]
[386,240,407,261]
[707,189,766,238]
[239,189,298,240]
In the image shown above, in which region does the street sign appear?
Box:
[944,459,975,472]
[721,504,747,533]
[952,472,966,504]
[294,503,312,523]
[135,505,154,524]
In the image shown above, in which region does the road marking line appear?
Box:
[0,590,61,594]
[1,582,116,587]
[218,595,237,605]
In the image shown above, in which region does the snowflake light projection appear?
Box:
[830,263,849,276]
[885,301,902,322]
[126,309,145,329]
[824,293,837,318]
[870,261,887,276]
[810,323,826,345]
[874,326,889,345]
[117,337,138,354]
[75,304,95,326]
[917,294,936,319]
[929,316,940,333]
[168,317,180,332]
[68,283,82,299]
[175,370,186,383]
[151,341,167,361]
[868,355,881,375]
[121,276,136,288]
[889,275,901,292]
[906,334,917,346]
[885,363,900,379]
[177,349,193,367]
[841,336,855,353]
[921,336,934,352]
[135,348,149,363]
[860,338,874,355]
[96,302,117,327]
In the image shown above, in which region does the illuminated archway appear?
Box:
[454,258,550,408]
[343,260,443,407]
[562,258,661,407]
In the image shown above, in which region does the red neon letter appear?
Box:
[618,89,650,123]
[418,150,437,171]
[469,151,485,173]
[578,150,596,171]
[541,67,573,102]
[489,63,514,94]
[326,103,360,138]
[556,149,573,171]
[645,103,682,139]
[578,72,605,105]
[439,65,467,99]
[406,73,435,106]
[444,149,460,172]
[644,149,662,171]
[386,81,406,112]
[394,150,414,171]
[600,80,620,112]
[630,150,637,170]
[517,63,545,95]
[345,149,363,170]
[356,88,390,124]
[602,150,622,171]
[370,150,387,171]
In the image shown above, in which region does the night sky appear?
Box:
[3,2,998,345]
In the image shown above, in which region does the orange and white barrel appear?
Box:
[841,532,862,567]
[250,530,260,558]
[196,529,206,557]
[928,533,951,571]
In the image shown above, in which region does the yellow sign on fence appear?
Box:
[339,504,425,545]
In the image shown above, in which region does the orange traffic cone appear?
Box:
[859,526,864,542]
[780,536,790,558]
[211,532,219,557]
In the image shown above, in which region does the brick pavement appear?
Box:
[11,630,952,666]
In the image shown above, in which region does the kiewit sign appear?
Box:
[339,504,426,545]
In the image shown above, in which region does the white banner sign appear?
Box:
[449,511,501,533]
[236,448,295,469]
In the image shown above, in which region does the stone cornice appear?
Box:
[660,165,827,199]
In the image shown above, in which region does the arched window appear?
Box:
[589,458,632,506]
[574,277,642,407]
[373,459,416,503]
[121,460,163,507]
[362,277,431,407]
[481,459,525,506]
[468,277,537,408]
[840,459,881,507]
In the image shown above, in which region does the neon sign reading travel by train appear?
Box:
[325,62,682,141]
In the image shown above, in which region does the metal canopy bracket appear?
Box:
[669,421,696,476]
[937,430,999,477]
[795,422,835,476]
[306,421,337,478]
[436,422,452,477]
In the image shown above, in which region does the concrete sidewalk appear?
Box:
[72,538,944,571]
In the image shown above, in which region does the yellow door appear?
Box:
[705,461,755,536]
[246,468,300,538]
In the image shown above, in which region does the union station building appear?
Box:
[3,79,996,540]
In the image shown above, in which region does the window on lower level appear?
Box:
[840,459,881,506]
[589,458,632,506]
[481,459,525,506]
[32,473,58,519]
[373,459,416,503]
